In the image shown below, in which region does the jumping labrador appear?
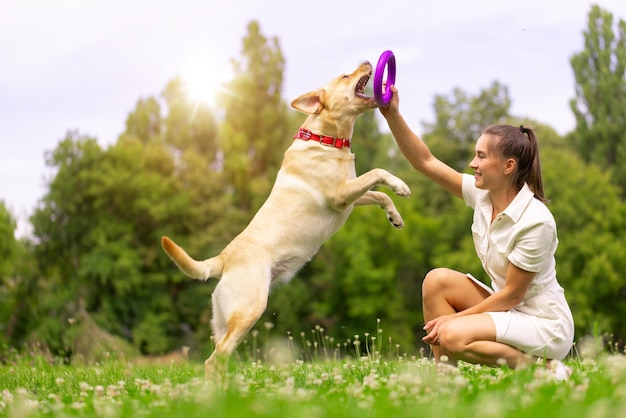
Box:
[161,60,410,378]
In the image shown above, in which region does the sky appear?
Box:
[1,0,625,237]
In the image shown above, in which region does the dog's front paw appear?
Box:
[391,178,411,198]
[387,209,405,229]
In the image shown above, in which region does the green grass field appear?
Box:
[1,336,626,418]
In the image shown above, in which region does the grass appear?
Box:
[1,330,626,417]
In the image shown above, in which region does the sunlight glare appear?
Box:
[181,56,231,108]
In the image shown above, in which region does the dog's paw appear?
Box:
[387,210,405,229]
[390,178,411,198]
[389,218,404,229]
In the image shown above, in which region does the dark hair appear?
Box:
[482,124,546,203]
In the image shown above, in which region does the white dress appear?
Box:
[462,174,575,360]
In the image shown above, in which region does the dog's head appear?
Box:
[290,61,378,132]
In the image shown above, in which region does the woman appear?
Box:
[380,85,574,377]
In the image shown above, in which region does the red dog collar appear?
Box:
[294,128,351,149]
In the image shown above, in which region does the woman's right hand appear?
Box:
[379,84,399,118]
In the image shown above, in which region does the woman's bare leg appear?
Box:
[422,268,490,360]
[421,268,530,368]
[438,314,530,367]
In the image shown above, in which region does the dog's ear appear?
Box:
[290,89,325,114]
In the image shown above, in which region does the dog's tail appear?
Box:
[161,236,223,280]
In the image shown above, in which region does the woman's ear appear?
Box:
[504,158,516,176]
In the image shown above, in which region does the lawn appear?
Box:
[1,336,626,418]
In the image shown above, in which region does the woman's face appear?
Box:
[469,134,510,191]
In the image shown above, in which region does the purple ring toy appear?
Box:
[373,50,396,106]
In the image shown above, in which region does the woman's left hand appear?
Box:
[422,314,455,345]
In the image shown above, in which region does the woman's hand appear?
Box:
[379,84,399,118]
[422,314,455,345]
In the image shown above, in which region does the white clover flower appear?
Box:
[70,401,86,410]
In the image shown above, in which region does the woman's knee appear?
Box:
[423,268,455,298]
[438,321,464,353]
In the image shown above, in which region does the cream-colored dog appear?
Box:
[161,61,410,378]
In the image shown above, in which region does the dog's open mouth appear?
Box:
[355,72,372,99]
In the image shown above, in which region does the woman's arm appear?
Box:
[460,263,536,315]
[380,85,464,199]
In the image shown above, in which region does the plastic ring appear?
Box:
[373,50,396,106]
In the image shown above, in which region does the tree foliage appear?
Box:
[569,5,626,192]
[220,20,289,212]
[424,81,511,172]
[0,202,17,280]
[543,146,626,340]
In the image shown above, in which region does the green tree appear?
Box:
[0,203,19,344]
[409,81,513,216]
[124,97,161,144]
[29,129,200,355]
[423,81,511,172]
[0,202,17,280]
[219,20,290,212]
[541,146,626,341]
[569,5,626,192]
[352,108,387,175]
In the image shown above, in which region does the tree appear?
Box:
[423,81,511,172]
[352,108,387,175]
[569,5,626,192]
[219,20,290,212]
[0,202,17,280]
[29,129,201,355]
[539,145,626,341]
[0,203,19,344]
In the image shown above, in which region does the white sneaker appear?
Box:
[549,360,572,381]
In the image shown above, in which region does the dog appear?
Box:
[161,60,410,378]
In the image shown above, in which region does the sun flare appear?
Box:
[180,56,231,107]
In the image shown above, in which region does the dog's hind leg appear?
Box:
[204,266,271,380]
[354,191,405,228]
